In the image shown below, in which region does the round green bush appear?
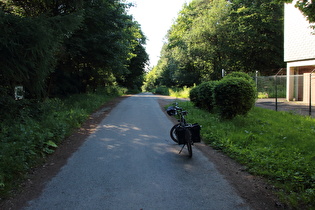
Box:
[214,77,257,119]
[198,81,218,111]
[223,71,255,87]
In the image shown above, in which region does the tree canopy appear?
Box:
[144,0,285,90]
[0,0,148,99]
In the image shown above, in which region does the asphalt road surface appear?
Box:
[24,93,250,210]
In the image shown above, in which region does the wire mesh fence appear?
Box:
[256,75,287,99]
[254,74,315,116]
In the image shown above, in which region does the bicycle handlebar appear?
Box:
[172,103,187,114]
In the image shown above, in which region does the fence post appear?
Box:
[309,69,315,116]
[275,75,278,111]
[275,68,284,111]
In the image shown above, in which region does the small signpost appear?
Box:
[14,86,24,100]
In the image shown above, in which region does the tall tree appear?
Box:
[225,0,284,74]
[49,0,147,96]
[0,0,148,98]
[0,9,82,98]
[185,0,232,80]
[0,0,83,16]
[117,43,149,91]
[152,0,285,88]
[160,0,205,86]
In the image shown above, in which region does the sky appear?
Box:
[127,0,192,69]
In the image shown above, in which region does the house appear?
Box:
[284,0,315,103]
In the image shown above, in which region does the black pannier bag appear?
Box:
[190,123,201,143]
[175,126,186,145]
[175,124,201,145]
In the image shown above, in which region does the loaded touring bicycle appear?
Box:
[166,103,201,158]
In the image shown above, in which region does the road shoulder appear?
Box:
[0,96,130,210]
[158,96,284,210]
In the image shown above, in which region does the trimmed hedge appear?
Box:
[189,86,201,108]
[190,81,218,111]
[214,77,256,119]
[223,71,255,86]
[190,72,257,119]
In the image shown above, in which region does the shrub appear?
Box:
[214,77,257,119]
[95,86,127,96]
[224,71,255,86]
[198,81,218,111]
[189,86,201,108]
[0,90,121,197]
[154,86,170,95]
[169,86,190,98]
[190,81,218,111]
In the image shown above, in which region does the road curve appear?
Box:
[24,93,249,210]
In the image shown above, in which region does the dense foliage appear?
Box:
[0,87,126,197]
[0,0,148,100]
[143,0,285,91]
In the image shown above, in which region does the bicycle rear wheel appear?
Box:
[170,124,180,143]
[185,128,192,158]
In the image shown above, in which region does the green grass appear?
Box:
[0,88,125,198]
[175,101,315,208]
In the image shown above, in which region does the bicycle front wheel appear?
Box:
[185,128,192,158]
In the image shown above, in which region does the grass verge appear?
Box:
[175,101,315,208]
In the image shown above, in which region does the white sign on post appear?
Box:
[15,86,24,100]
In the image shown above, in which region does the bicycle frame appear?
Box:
[176,108,188,126]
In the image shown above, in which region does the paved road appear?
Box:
[24,93,249,210]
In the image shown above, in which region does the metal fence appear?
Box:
[256,75,287,98]
[254,74,315,116]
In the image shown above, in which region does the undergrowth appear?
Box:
[0,87,125,198]
[151,86,191,98]
[176,101,315,208]
[169,86,190,98]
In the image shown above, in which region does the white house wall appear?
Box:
[286,60,315,101]
[284,1,315,101]
[284,1,315,62]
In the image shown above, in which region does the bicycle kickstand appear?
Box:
[178,144,185,154]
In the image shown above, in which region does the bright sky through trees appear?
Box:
[127,0,192,69]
